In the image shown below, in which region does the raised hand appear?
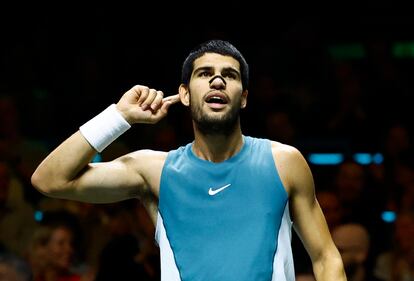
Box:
[115,85,180,124]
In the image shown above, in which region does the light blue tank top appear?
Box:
[158,136,290,281]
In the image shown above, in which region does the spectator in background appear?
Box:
[0,251,32,281]
[0,160,37,257]
[0,94,49,207]
[383,124,411,168]
[333,161,384,228]
[316,190,344,232]
[332,223,381,281]
[386,149,414,213]
[94,234,153,281]
[333,160,386,259]
[327,61,368,140]
[95,200,160,280]
[26,211,85,281]
[374,211,414,281]
[381,123,412,192]
[264,111,297,145]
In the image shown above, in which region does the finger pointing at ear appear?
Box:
[116,86,181,124]
[163,94,180,104]
[155,94,181,119]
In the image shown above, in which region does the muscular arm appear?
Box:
[31,85,180,204]
[272,143,347,281]
[31,133,165,203]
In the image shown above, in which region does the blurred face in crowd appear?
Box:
[44,226,75,271]
[0,263,25,281]
[335,162,365,202]
[332,224,369,277]
[316,191,343,230]
[394,213,414,257]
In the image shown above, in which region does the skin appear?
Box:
[32,53,346,281]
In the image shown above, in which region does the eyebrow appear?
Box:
[193,66,241,77]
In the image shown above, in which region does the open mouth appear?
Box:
[205,93,228,104]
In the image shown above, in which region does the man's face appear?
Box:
[182,53,247,135]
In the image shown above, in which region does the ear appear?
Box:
[240,90,248,109]
[179,84,190,106]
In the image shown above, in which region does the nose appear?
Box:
[209,75,226,88]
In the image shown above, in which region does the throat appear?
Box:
[192,133,244,163]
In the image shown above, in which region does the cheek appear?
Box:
[47,244,62,258]
[189,80,208,95]
[187,89,202,107]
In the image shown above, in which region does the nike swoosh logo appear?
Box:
[208,184,231,196]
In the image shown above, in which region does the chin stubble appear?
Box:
[190,95,241,136]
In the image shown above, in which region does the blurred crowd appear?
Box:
[1,20,414,281]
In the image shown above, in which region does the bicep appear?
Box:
[69,155,146,203]
[60,151,162,204]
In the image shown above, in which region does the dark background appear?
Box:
[2,12,413,144]
[1,11,414,278]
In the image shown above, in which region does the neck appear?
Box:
[40,266,69,281]
[42,269,58,281]
[192,123,244,163]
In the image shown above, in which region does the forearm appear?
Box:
[31,87,179,200]
[31,103,131,195]
[31,131,97,194]
[313,251,347,281]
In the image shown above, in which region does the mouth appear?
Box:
[204,92,229,105]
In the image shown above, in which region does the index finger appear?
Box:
[162,94,180,104]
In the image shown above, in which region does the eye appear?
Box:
[222,70,238,79]
[199,71,211,77]
[223,73,237,79]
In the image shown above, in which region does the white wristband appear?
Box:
[79,104,131,152]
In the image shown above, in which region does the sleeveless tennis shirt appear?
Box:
[155,136,295,281]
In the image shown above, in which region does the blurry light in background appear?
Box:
[328,43,365,60]
[381,211,396,223]
[372,153,384,164]
[308,153,383,165]
[392,41,414,58]
[353,153,384,165]
[353,153,372,165]
[91,154,102,163]
[34,210,43,222]
[308,153,344,165]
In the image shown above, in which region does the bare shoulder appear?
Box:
[270,141,302,157]
[269,141,311,195]
[115,149,168,169]
[270,141,306,171]
[125,148,168,171]
[126,149,169,161]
